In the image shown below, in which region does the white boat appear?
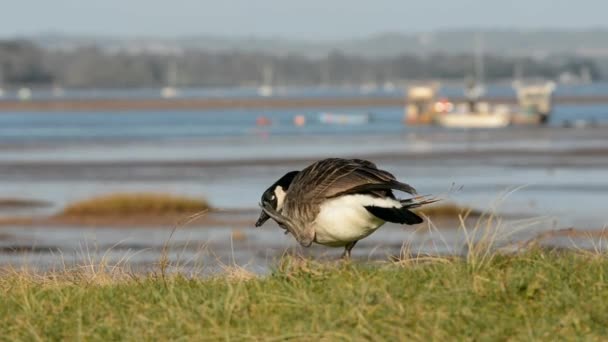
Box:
[435,33,511,129]
[257,65,274,97]
[257,85,273,97]
[161,86,178,99]
[161,60,179,98]
[436,112,510,128]
[52,85,65,97]
[17,87,32,101]
[319,112,370,125]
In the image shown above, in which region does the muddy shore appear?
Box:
[2,94,608,112]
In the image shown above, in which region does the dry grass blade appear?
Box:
[158,209,209,283]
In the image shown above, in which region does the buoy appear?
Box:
[256,116,271,126]
[231,229,247,241]
[294,115,306,127]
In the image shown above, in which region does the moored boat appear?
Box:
[318,112,371,125]
[435,111,510,128]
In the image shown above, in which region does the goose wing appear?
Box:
[289,158,417,202]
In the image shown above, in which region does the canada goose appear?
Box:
[256,158,434,258]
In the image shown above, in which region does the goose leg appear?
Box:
[342,241,358,259]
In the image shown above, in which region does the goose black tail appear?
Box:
[364,206,423,225]
[365,195,439,225]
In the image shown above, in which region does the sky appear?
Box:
[1,0,607,39]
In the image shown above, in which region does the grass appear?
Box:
[2,194,604,339]
[58,193,211,217]
[0,251,607,340]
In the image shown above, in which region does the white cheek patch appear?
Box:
[274,186,287,210]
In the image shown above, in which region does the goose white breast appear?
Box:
[313,194,401,246]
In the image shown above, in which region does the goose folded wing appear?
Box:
[299,160,418,200]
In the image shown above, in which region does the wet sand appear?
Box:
[3,145,607,172]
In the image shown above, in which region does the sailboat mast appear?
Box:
[262,65,274,87]
[0,68,4,97]
[167,59,178,87]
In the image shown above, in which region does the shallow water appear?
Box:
[1,128,607,225]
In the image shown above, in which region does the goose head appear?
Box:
[255,170,299,227]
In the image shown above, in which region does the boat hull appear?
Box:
[436,113,510,128]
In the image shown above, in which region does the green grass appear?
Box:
[1,251,607,340]
[58,192,210,217]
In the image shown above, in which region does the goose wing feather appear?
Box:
[288,158,417,201]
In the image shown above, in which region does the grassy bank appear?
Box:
[1,251,607,340]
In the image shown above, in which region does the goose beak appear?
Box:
[255,210,270,227]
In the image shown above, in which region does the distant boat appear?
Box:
[319,112,370,125]
[161,86,178,99]
[563,118,599,129]
[408,38,554,130]
[257,85,273,97]
[52,85,65,97]
[17,87,32,101]
[436,33,509,129]
[257,65,274,97]
[435,111,510,128]
[359,83,378,94]
[161,59,179,98]
[383,82,396,92]
[512,82,556,125]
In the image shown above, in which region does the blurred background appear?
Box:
[1,0,607,273]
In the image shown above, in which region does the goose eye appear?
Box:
[271,195,276,200]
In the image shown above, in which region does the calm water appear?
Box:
[0,104,607,143]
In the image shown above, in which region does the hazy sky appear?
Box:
[2,0,606,39]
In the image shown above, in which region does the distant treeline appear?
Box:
[0,40,603,88]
